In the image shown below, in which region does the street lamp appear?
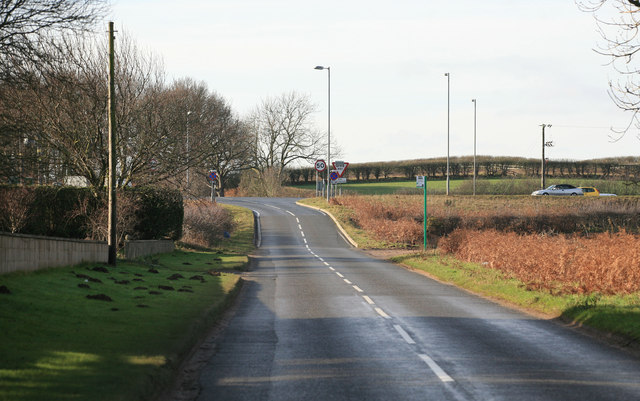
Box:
[540,123,552,189]
[315,65,331,202]
[445,73,450,196]
[472,98,477,196]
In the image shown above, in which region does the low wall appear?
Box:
[0,232,108,275]
[123,239,174,260]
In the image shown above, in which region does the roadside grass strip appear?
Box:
[0,204,255,401]
[393,253,640,344]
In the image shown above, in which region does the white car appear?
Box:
[531,184,583,196]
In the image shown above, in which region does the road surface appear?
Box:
[194,197,640,401]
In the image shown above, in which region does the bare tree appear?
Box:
[578,0,640,138]
[0,0,108,81]
[249,92,325,180]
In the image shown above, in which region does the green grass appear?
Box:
[0,205,255,401]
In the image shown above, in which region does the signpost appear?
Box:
[315,160,327,197]
[417,176,427,250]
[208,170,218,202]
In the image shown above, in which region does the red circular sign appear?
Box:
[315,160,327,172]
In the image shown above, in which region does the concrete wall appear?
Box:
[123,239,174,260]
[0,232,108,274]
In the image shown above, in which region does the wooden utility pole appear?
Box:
[107,22,117,265]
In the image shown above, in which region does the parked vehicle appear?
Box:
[531,184,583,196]
[579,186,617,197]
[579,186,600,196]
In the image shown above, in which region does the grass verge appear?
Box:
[300,197,640,347]
[0,205,255,401]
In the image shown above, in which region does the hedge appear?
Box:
[0,185,183,241]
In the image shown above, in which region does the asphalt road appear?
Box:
[196,197,640,401]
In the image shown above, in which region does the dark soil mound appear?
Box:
[167,273,184,280]
[86,294,113,302]
[0,285,11,294]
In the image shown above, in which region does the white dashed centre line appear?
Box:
[329,267,335,271]
[375,307,391,319]
[296,217,300,223]
[336,272,344,278]
[343,279,352,285]
[394,325,416,344]
[362,296,375,305]
[353,286,364,293]
[286,210,295,216]
[419,354,454,383]
[300,231,305,237]
[323,262,330,266]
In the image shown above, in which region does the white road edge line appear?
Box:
[394,325,416,344]
[418,354,454,383]
[375,307,390,319]
[353,285,364,293]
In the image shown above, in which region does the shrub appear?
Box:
[181,200,235,248]
[0,185,183,242]
[439,229,640,295]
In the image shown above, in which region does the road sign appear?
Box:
[334,177,347,184]
[332,161,349,177]
[416,175,425,188]
[208,170,218,181]
[315,159,327,172]
[329,171,339,181]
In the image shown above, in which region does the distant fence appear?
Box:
[0,232,108,275]
[123,239,174,260]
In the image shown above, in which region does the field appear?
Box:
[293,177,640,196]
[0,204,255,401]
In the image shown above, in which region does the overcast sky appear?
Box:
[108,0,639,164]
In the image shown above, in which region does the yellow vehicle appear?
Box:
[579,187,600,196]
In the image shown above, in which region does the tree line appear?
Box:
[286,156,640,185]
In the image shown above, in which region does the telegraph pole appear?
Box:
[107,22,117,265]
[540,124,551,190]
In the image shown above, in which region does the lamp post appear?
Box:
[315,65,331,202]
[472,98,477,196]
[444,73,450,196]
[540,123,551,189]
[186,110,192,191]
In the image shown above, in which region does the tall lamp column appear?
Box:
[315,65,331,201]
[445,73,450,196]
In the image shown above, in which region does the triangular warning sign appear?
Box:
[332,161,349,177]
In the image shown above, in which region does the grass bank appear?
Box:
[299,197,640,347]
[0,204,255,401]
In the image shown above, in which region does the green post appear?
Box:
[423,178,427,251]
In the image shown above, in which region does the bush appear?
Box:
[181,200,234,248]
[0,185,183,242]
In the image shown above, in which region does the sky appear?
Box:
[107,0,640,164]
